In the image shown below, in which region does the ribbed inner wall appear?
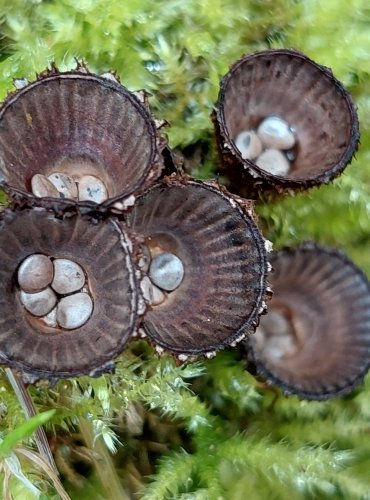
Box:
[0,76,156,198]
[0,210,138,377]
[222,53,353,180]
[252,248,370,395]
[130,182,267,354]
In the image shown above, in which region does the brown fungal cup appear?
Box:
[246,243,370,400]
[128,176,270,357]
[0,65,164,207]
[0,206,141,380]
[213,49,359,196]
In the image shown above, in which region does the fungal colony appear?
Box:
[0,49,367,400]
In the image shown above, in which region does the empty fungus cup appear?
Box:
[246,243,370,400]
[128,176,271,358]
[213,49,359,195]
[0,206,142,381]
[0,66,165,207]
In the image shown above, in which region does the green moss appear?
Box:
[1,0,370,498]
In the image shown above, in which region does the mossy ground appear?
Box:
[1,1,370,498]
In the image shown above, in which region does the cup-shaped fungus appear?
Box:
[128,176,271,358]
[0,205,141,381]
[213,49,359,196]
[0,65,164,208]
[246,243,370,400]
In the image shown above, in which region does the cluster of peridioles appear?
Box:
[0,50,367,400]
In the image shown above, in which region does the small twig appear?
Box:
[5,368,57,472]
[79,417,130,500]
[16,448,70,500]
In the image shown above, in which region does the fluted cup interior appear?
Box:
[219,50,359,183]
[0,73,159,201]
[0,208,139,379]
[249,245,370,399]
[129,179,268,356]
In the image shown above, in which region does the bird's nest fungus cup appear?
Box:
[245,243,370,400]
[0,65,165,208]
[0,206,141,382]
[213,49,359,196]
[128,176,271,358]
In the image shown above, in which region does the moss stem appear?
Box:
[78,417,130,500]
